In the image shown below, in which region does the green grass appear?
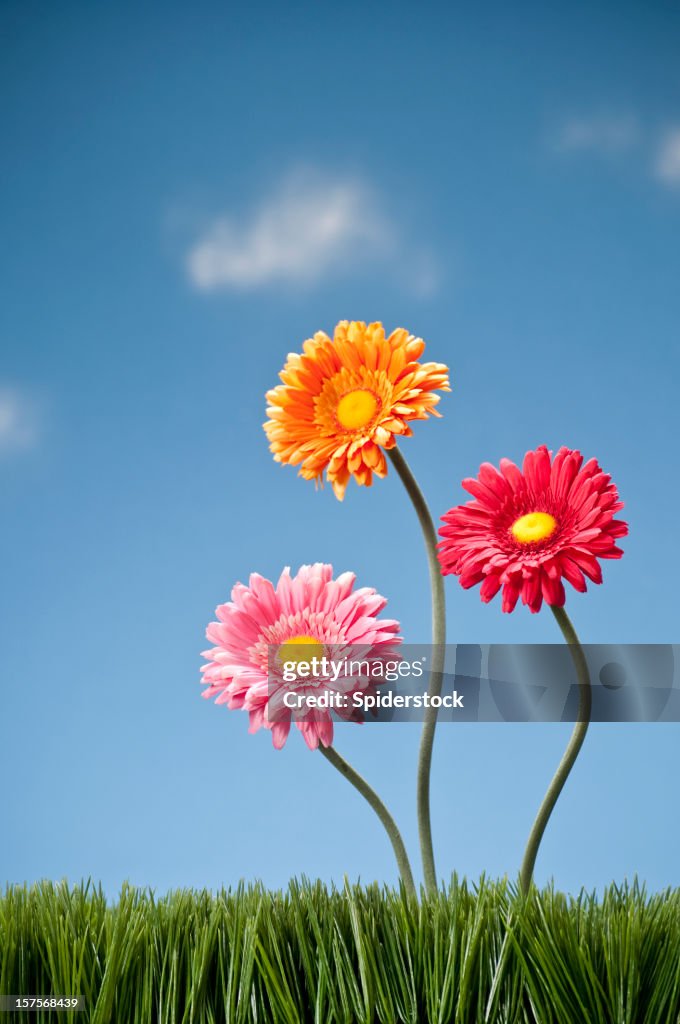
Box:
[1,878,679,1023]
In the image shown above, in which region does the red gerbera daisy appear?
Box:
[438,445,628,613]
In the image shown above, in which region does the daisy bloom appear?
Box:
[200,563,401,749]
[438,445,628,613]
[264,321,450,500]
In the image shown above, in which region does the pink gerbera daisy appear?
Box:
[200,563,401,749]
[438,445,628,613]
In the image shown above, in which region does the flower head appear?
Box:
[438,445,628,613]
[201,563,401,749]
[264,321,450,500]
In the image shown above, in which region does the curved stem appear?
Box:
[519,605,592,896]
[387,445,446,895]
[319,744,417,899]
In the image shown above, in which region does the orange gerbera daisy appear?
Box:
[264,321,450,500]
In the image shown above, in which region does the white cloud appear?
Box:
[185,171,431,292]
[0,387,39,455]
[654,128,680,186]
[554,115,639,155]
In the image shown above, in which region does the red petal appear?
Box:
[480,575,502,602]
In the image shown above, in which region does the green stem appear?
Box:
[319,745,417,899]
[387,445,446,895]
[519,604,592,896]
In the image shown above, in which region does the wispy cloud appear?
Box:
[654,128,680,186]
[551,113,680,193]
[0,387,39,455]
[553,114,639,155]
[185,170,435,294]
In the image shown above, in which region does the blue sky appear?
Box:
[2,0,680,897]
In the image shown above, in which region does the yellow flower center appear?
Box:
[278,635,324,669]
[336,389,379,430]
[511,511,558,544]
